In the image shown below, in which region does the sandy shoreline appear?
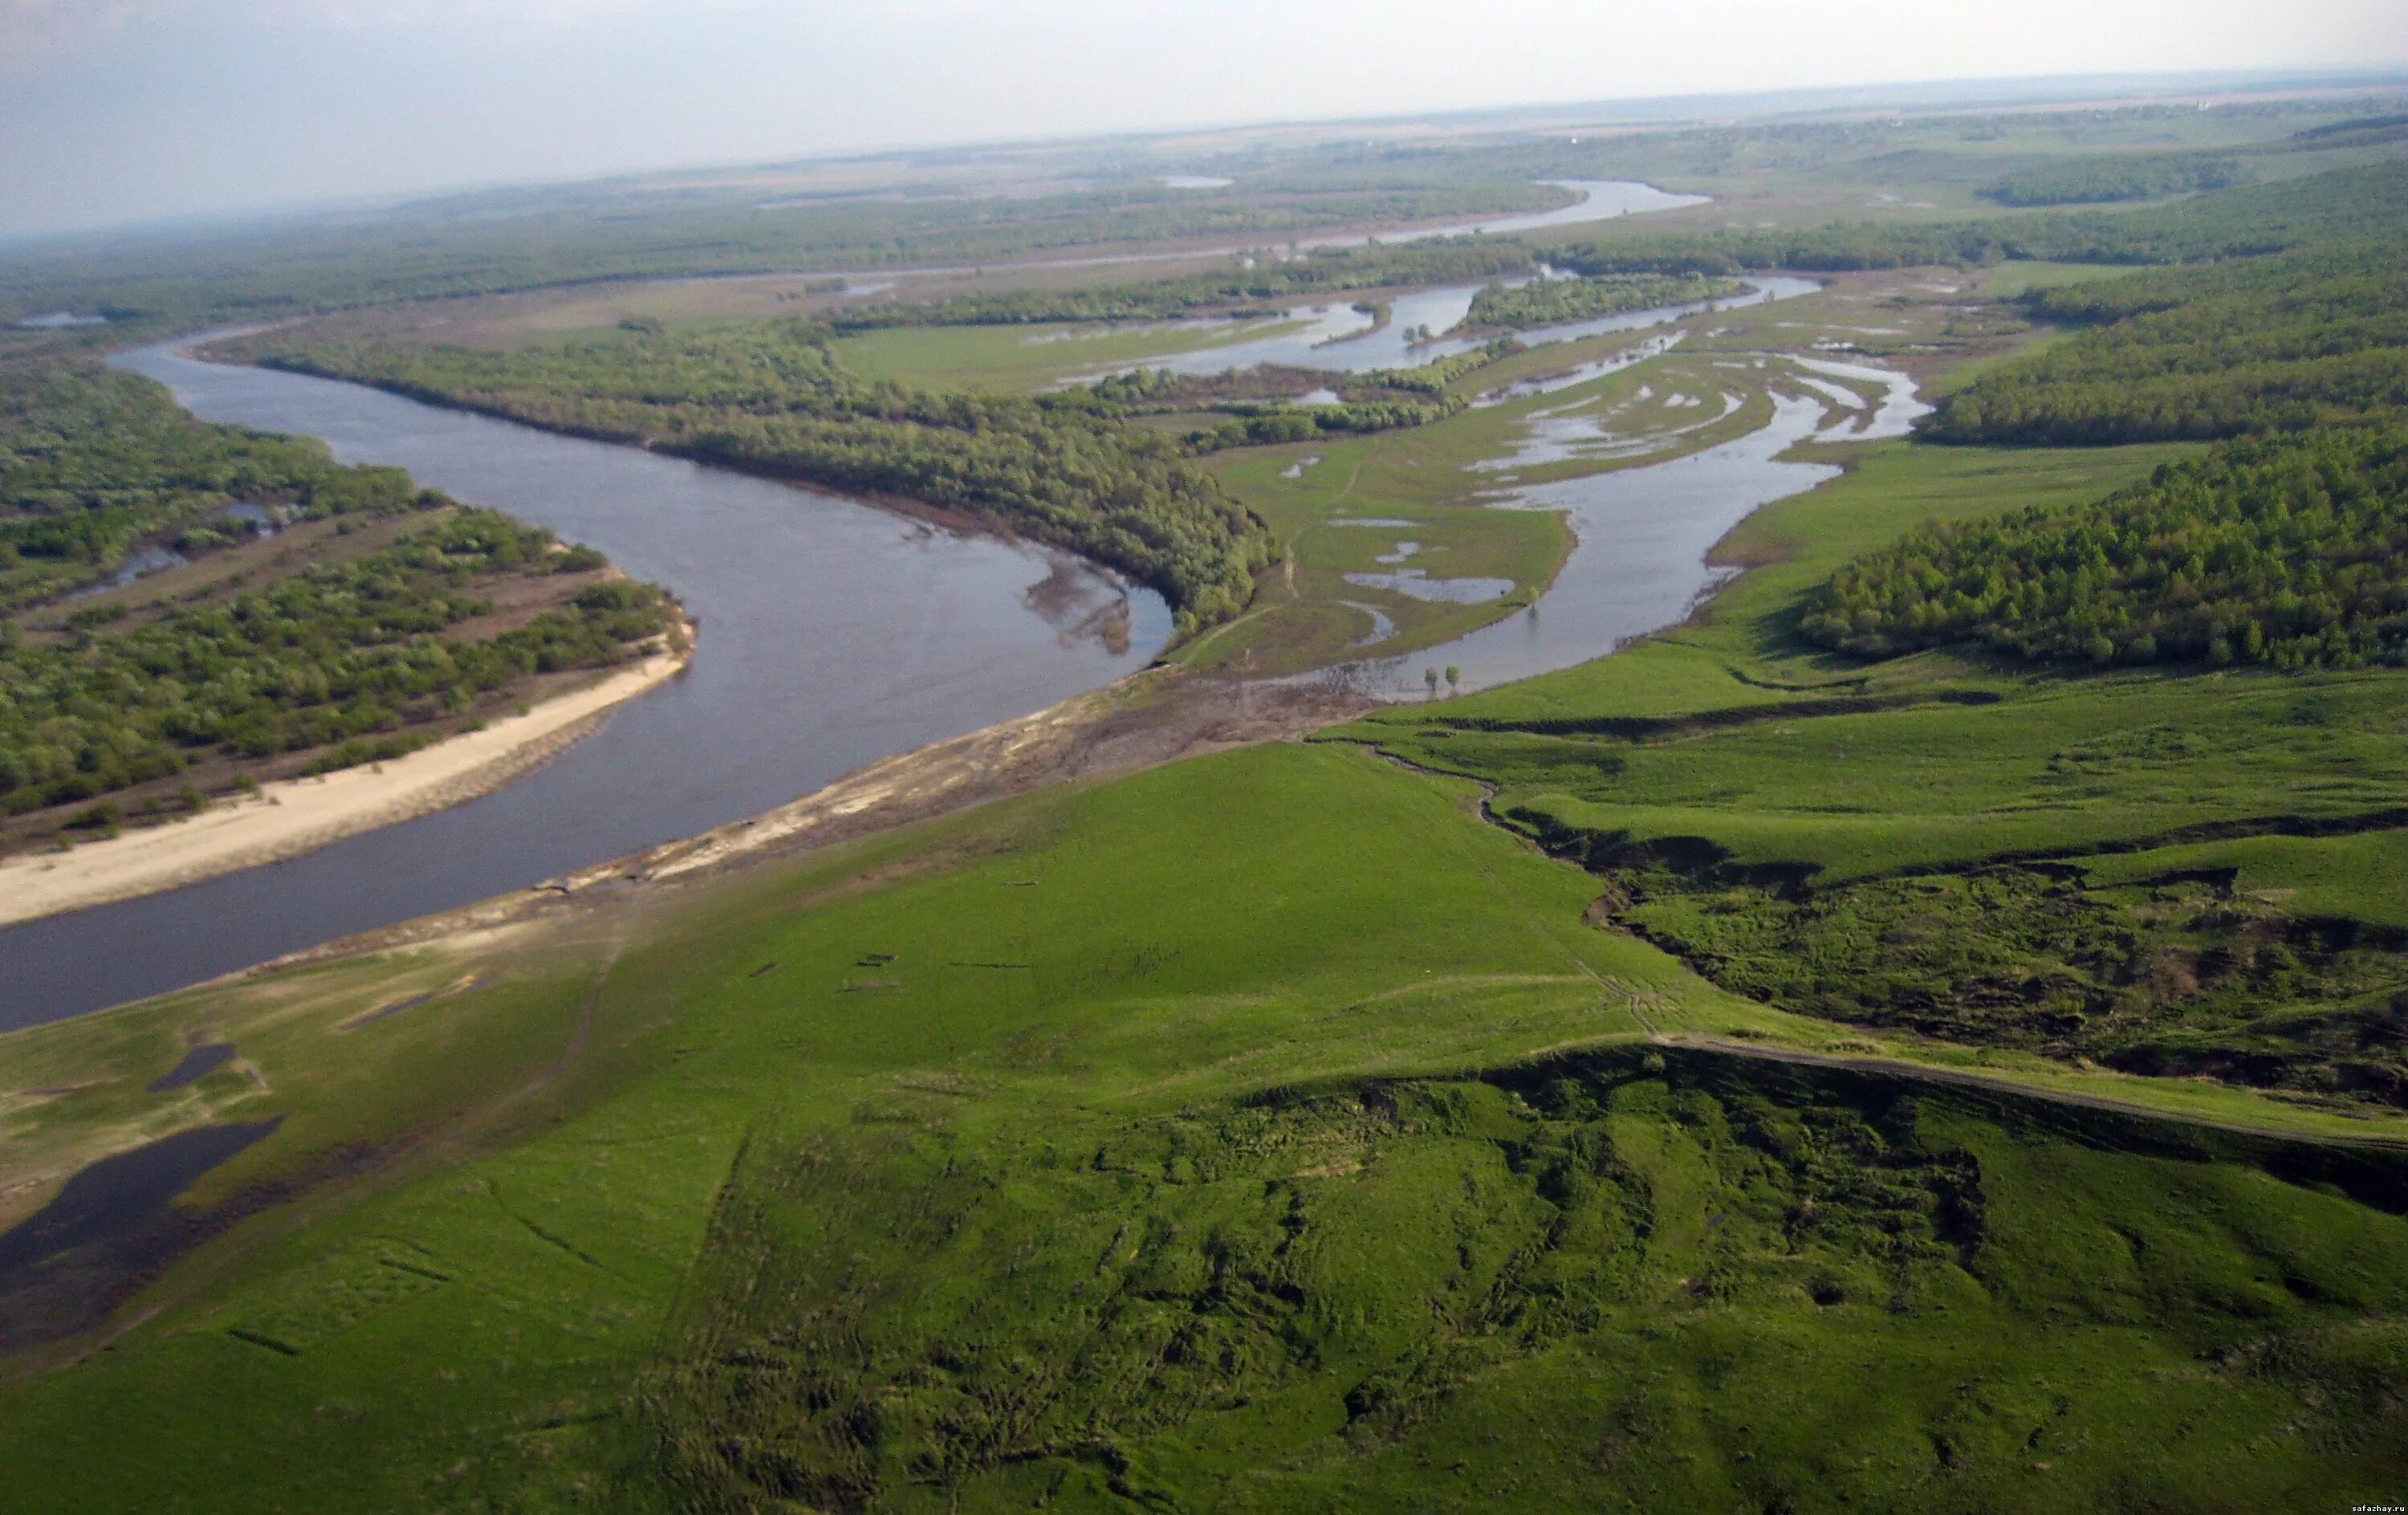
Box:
[0,629,694,928]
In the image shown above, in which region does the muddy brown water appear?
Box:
[0,344,1170,1030]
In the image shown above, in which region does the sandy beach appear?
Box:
[0,629,693,928]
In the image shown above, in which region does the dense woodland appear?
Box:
[254,324,1271,629]
[0,367,429,614]
[1,504,676,821]
[1800,427,2408,669]
[1554,162,2408,275]
[1977,151,2248,206]
[1924,242,2408,444]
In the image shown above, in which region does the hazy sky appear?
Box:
[3,0,2403,241]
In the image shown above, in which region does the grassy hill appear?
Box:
[6,739,2408,1511]
[6,126,2408,1513]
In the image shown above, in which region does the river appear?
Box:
[1087,275,1824,380]
[0,345,1171,1031]
[0,201,1865,1027]
[1337,393,1845,695]
[791,179,1711,289]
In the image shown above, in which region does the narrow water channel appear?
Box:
[0,345,1171,1031]
[1101,275,1823,380]
[1344,393,1847,694]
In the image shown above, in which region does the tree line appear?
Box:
[820,240,1545,331]
[1978,152,2249,207]
[1547,162,2407,278]
[0,180,1564,333]
[1922,201,2408,446]
[1799,426,2408,670]
[253,323,1274,632]
[1458,271,1746,331]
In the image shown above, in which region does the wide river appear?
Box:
[0,345,1172,1030]
[0,189,1882,1030]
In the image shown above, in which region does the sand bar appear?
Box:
[0,630,692,927]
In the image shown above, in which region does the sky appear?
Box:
[2,0,2404,242]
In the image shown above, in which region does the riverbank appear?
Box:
[199,666,1374,982]
[0,625,694,928]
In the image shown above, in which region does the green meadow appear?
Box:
[6,109,2408,1513]
[1345,433,2408,1114]
[9,739,2408,1511]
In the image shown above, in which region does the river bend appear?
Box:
[0,346,1169,1029]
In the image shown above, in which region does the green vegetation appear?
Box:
[249,322,1271,630]
[1802,427,2408,668]
[0,180,1568,330]
[1348,424,2408,1113]
[11,91,2408,1513]
[1088,337,1529,451]
[2,507,676,817]
[8,739,2408,1511]
[0,362,677,829]
[829,239,1544,331]
[1555,161,2408,276]
[0,366,425,614]
[1458,271,1745,331]
[1926,243,2408,444]
[1979,151,2249,206]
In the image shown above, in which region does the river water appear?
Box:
[1337,393,1846,696]
[1096,275,1824,379]
[0,191,1873,1027]
[795,179,1711,290]
[0,346,1170,1031]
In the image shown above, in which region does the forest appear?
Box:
[1799,426,2408,669]
[0,366,429,615]
[1552,161,2407,276]
[0,363,678,829]
[1925,244,2408,445]
[249,323,1273,629]
[1978,150,2248,206]
[1,505,677,820]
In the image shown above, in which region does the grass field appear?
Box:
[6,738,2408,1510]
[1341,434,2408,1112]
